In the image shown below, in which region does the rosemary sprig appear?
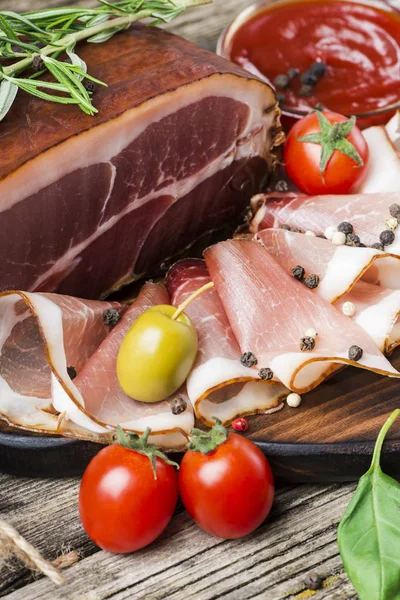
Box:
[0,0,210,120]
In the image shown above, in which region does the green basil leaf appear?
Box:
[338,409,400,600]
[0,79,18,122]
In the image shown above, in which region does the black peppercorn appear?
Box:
[171,396,187,415]
[380,230,395,246]
[337,221,353,234]
[83,78,96,93]
[314,103,325,111]
[304,572,323,591]
[389,203,400,220]
[274,74,290,89]
[67,366,77,380]
[259,367,273,381]
[287,67,300,79]
[300,336,316,351]
[348,345,363,361]
[280,224,291,231]
[292,227,304,233]
[371,242,385,251]
[346,233,361,247]
[292,265,305,281]
[303,274,320,289]
[241,352,258,368]
[301,71,318,86]
[310,61,327,77]
[103,308,121,326]
[359,242,366,247]
[276,92,285,106]
[299,84,313,97]
[32,55,45,71]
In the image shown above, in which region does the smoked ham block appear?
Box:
[0,25,281,300]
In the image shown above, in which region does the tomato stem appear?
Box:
[114,426,179,479]
[171,281,214,321]
[188,417,228,454]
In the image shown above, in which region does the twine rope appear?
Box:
[0,519,72,585]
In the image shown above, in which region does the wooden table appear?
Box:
[0,0,358,598]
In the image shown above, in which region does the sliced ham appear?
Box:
[335,282,400,355]
[204,239,399,393]
[166,259,286,425]
[0,25,282,300]
[255,229,400,354]
[249,192,400,256]
[360,124,400,193]
[0,284,193,448]
[256,229,400,299]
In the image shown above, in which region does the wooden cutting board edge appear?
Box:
[1,430,399,482]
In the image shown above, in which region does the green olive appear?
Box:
[116,304,198,403]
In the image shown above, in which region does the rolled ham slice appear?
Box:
[166,259,286,426]
[74,283,193,448]
[204,239,400,393]
[249,192,400,256]
[255,230,400,354]
[256,229,400,299]
[0,284,193,449]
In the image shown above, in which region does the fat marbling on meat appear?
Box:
[0,25,282,299]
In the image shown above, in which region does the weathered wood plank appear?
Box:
[0,477,357,599]
[0,1,358,598]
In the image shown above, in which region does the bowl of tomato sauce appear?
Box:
[218,0,400,130]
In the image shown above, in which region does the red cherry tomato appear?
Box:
[79,442,178,553]
[284,111,369,195]
[179,432,274,539]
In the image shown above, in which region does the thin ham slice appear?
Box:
[204,239,399,393]
[335,281,400,355]
[166,259,286,425]
[256,229,400,300]
[249,192,400,256]
[0,284,193,448]
[360,125,400,193]
[255,229,400,354]
[74,282,193,447]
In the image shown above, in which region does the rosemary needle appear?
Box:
[0,0,211,121]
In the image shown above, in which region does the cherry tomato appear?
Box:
[284,110,369,195]
[79,433,178,553]
[179,428,274,539]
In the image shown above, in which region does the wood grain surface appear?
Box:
[0,0,394,597]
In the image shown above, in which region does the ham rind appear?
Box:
[256,229,400,300]
[74,282,193,447]
[0,25,282,300]
[335,282,400,355]
[0,285,193,448]
[204,239,400,393]
[386,112,400,150]
[249,192,400,255]
[166,259,286,425]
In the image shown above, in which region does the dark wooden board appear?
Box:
[2,349,400,482]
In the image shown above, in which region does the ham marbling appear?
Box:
[1,25,282,299]
[166,259,286,425]
[204,239,400,393]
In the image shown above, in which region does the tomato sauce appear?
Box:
[229,0,400,121]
